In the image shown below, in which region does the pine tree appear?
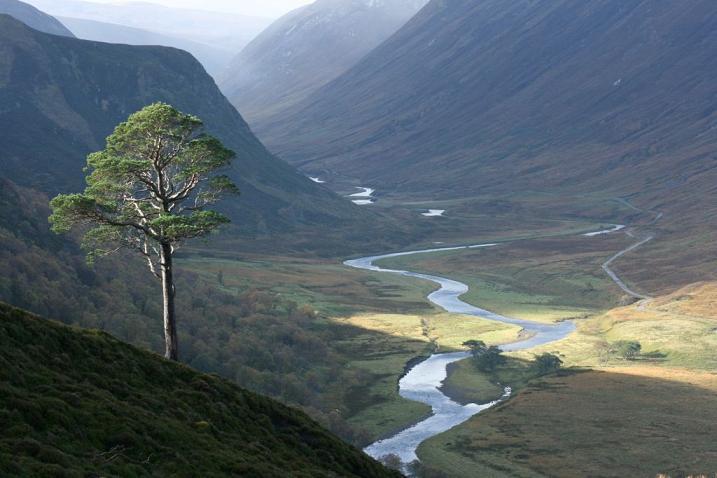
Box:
[50,103,238,360]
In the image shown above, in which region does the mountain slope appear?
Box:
[0,0,74,36]
[0,14,361,234]
[0,302,400,477]
[261,0,717,200]
[59,16,229,77]
[220,0,428,124]
[24,0,271,56]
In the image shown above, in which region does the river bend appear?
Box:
[345,243,576,467]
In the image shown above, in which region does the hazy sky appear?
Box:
[80,1,314,18]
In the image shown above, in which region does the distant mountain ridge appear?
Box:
[0,0,74,36]
[59,16,230,77]
[220,0,428,124]
[0,14,361,234]
[260,0,717,200]
[24,0,271,56]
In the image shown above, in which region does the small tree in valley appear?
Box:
[49,102,237,361]
[463,339,488,356]
[464,340,506,372]
[610,340,642,361]
[533,353,563,375]
[475,346,507,372]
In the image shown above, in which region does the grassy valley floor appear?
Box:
[176,206,620,445]
[416,277,717,476]
[176,192,716,476]
[375,232,632,323]
[419,366,717,478]
[6,184,711,475]
[335,313,521,439]
[178,251,524,444]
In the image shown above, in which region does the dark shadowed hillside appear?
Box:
[262,0,717,202]
[0,302,400,477]
[0,14,363,234]
[0,0,74,36]
[220,0,428,124]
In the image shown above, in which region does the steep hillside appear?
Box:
[0,15,362,234]
[0,176,427,446]
[0,0,73,36]
[59,16,229,77]
[0,302,400,477]
[220,0,428,124]
[262,0,717,202]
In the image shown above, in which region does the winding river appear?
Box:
[344,243,576,469]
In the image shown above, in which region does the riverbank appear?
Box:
[346,242,578,469]
[179,201,646,452]
[440,355,540,406]
[418,366,717,477]
[416,281,717,476]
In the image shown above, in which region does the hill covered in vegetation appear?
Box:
[0,13,360,234]
[0,177,422,445]
[0,302,400,477]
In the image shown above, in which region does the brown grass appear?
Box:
[419,282,717,477]
[419,367,717,478]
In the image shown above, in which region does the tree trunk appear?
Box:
[160,242,178,361]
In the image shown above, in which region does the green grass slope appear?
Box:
[0,302,400,478]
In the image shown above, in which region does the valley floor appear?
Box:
[182,193,717,476]
[418,282,717,477]
[420,366,717,478]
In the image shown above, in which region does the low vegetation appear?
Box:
[441,352,564,407]
[418,278,717,477]
[0,183,530,446]
[419,368,717,477]
[609,340,642,360]
[336,313,520,439]
[375,232,630,323]
[525,282,717,371]
[180,252,438,317]
[7,171,711,475]
[0,302,399,477]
